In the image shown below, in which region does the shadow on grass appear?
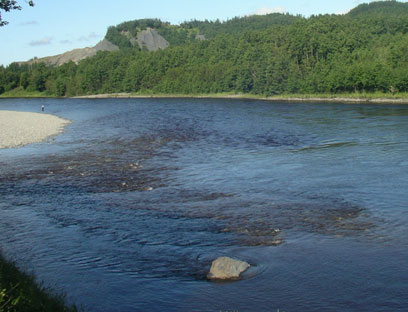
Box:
[0,253,78,312]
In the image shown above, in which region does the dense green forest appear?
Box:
[1,1,408,97]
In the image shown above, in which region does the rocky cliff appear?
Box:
[135,28,169,51]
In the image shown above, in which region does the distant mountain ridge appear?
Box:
[16,1,408,67]
[20,13,301,66]
[22,39,119,66]
[348,0,408,16]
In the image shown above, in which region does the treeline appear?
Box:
[1,1,408,97]
[181,13,301,39]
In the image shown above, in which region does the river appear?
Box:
[0,98,407,311]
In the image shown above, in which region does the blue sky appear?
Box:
[0,0,398,66]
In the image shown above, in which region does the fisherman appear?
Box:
[41,104,44,112]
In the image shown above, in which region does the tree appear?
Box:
[19,71,30,89]
[0,0,34,26]
[30,62,47,92]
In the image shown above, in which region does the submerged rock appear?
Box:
[207,257,250,281]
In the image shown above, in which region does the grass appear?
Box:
[0,87,53,98]
[0,253,77,312]
[72,89,408,102]
[265,91,408,100]
[128,90,265,99]
[123,91,408,103]
[2,88,408,103]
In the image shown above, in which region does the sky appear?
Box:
[0,0,400,66]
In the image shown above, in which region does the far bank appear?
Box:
[72,92,408,104]
[2,90,408,104]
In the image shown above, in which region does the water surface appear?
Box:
[0,98,407,311]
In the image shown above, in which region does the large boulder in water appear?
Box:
[207,257,250,280]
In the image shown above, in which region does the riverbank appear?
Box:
[2,90,408,104]
[0,111,71,149]
[71,92,408,104]
[0,110,75,310]
[0,253,77,311]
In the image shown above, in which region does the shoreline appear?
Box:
[0,110,71,149]
[71,93,408,104]
[0,253,77,311]
[0,110,75,310]
[2,91,408,104]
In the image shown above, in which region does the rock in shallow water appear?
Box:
[207,257,250,281]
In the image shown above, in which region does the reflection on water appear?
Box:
[0,98,408,311]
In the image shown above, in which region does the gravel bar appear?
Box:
[0,110,71,149]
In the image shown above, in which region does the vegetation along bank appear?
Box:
[0,253,76,312]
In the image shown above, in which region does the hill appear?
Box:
[21,39,119,66]
[16,13,301,67]
[14,13,302,67]
[348,0,408,17]
[104,14,300,49]
[2,1,408,98]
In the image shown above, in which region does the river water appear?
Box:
[0,98,407,311]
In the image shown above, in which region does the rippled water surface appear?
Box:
[1,98,407,311]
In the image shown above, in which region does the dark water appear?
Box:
[0,98,407,311]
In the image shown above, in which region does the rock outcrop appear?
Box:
[207,257,250,281]
[195,34,206,41]
[136,28,169,51]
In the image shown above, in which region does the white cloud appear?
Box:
[254,6,286,15]
[336,9,350,15]
[77,32,100,42]
[354,0,375,5]
[29,37,53,46]
[20,20,39,26]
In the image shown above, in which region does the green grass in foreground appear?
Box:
[0,253,77,312]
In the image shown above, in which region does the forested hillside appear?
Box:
[1,1,408,97]
[105,14,301,49]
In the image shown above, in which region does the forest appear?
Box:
[1,1,408,97]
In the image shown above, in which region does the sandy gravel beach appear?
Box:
[0,110,70,149]
[72,93,408,104]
